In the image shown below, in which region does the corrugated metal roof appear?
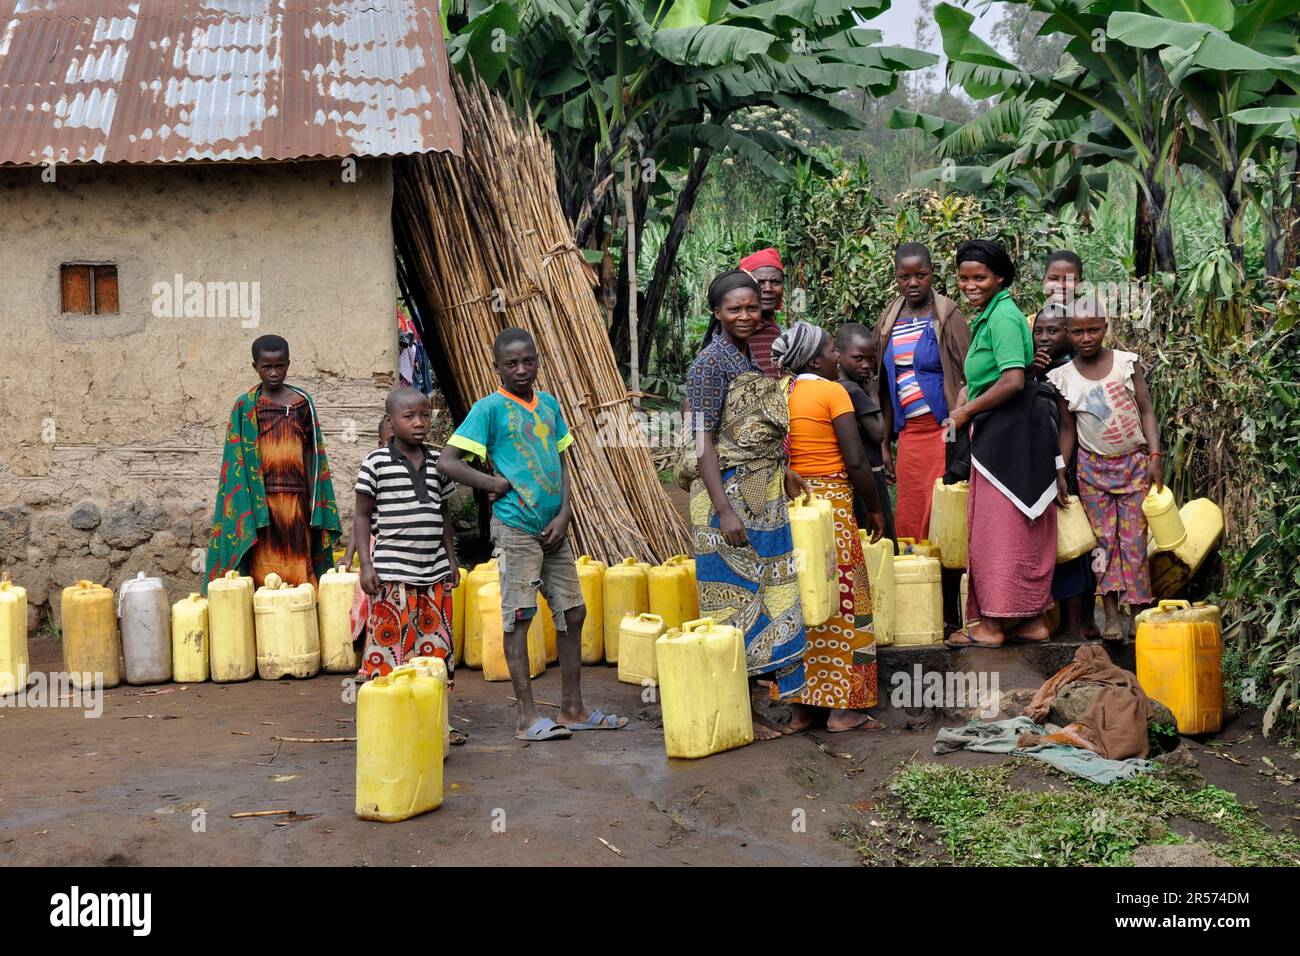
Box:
[0,0,462,165]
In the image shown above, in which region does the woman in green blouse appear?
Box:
[944,240,1065,648]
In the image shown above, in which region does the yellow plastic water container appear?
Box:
[1135,599,1223,735]
[678,556,700,619]
[0,578,30,695]
[1148,498,1225,598]
[463,560,499,670]
[450,567,468,665]
[478,581,545,681]
[207,570,256,683]
[575,555,607,665]
[656,618,753,758]
[929,479,969,569]
[171,593,210,684]
[897,537,942,560]
[318,565,360,674]
[253,573,321,679]
[603,557,649,664]
[1056,495,1098,563]
[893,555,943,646]
[118,571,172,685]
[355,665,445,821]
[617,612,665,687]
[860,532,894,646]
[533,591,558,664]
[789,494,835,627]
[648,556,695,633]
[408,655,452,758]
[61,580,121,689]
[1142,485,1186,551]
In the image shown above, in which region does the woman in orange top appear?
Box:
[773,322,887,733]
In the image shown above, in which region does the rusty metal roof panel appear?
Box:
[0,0,462,165]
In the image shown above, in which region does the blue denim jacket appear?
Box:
[883,318,949,433]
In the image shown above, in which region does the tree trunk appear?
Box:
[1133,181,1155,279]
[636,145,713,378]
[608,169,652,371]
[1282,145,1300,276]
[573,121,627,250]
[1222,170,1247,280]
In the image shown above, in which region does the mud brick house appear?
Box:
[0,0,462,631]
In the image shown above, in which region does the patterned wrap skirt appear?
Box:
[792,475,876,710]
[358,580,454,682]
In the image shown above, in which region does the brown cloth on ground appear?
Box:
[1020,644,1154,759]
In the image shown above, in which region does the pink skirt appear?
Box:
[966,468,1057,620]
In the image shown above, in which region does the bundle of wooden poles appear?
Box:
[393,71,693,563]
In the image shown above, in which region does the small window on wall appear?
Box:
[61,264,119,315]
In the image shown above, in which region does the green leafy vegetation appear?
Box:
[840,761,1300,867]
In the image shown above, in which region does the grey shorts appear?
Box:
[491,516,585,632]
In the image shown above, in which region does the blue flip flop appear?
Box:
[515,717,572,741]
[563,708,628,731]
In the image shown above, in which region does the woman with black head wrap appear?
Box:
[944,240,1064,648]
[684,269,811,739]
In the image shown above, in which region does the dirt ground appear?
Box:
[2,633,1296,867]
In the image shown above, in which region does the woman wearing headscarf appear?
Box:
[874,242,971,540]
[686,269,809,740]
[944,240,1063,648]
[773,322,887,732]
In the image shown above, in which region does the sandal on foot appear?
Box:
[827,714,885,733]
[563,708,628,731]
[944,627,1003,649]
[449,729,468,746]
[515,717,572,741]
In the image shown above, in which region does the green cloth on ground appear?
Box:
[963,289,1033,399]
[934,716,1153,784]
[203,384,342,592]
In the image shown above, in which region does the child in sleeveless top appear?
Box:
[1047,310,1163,642]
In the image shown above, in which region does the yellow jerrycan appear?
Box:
[253,573,321,679]
[617,612,665,687]
[463,559,499,670]
[929,478,969,569]
[478,581,545,681]
[355,665,445,821]
[1056,495,1098,563]
[1142,484,1186,552]
[0,577,30,695]
[1135,599,1223,735]
[171,593,210,683]
[408,655,452,758]
[602,558,648,664]
[61,580,121,689]
[893,555,943,646]
[533,591,558,664]
[860,532,894,646]
[318,565,360,674]
[678,556,700,619]
[575,555,607,665]
[656,618,753,758]
[207,570,256,683]
[897,536,941,560]
[1149,498,1224,598]
[648,556,694,632]
[450,567,468,666]
[959,572,969,629]
[789,494,834,627]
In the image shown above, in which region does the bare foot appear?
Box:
[752,707,793,739]
[787,703,824,733]
[1011,615,1051,642]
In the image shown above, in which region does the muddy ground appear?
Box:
[1,634,1296,867]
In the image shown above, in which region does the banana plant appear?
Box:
[444,0,935,374]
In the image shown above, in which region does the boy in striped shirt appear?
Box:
[353,387,459,685]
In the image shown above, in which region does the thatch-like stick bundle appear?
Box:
[394,72,692,563]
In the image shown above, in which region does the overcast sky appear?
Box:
[868,0,1004,53]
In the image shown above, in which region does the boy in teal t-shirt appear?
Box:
[439,327,627,741]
